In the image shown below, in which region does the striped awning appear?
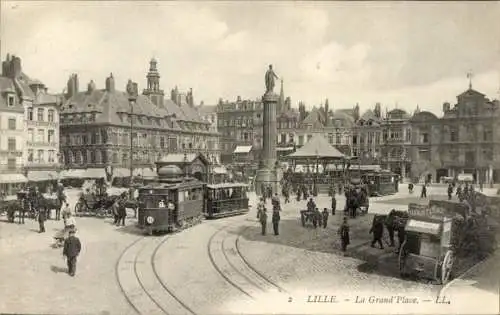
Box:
[27,170,59,182]
[0,173,28,184]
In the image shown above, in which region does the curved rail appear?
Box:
[207,224,290,300]
[235,226,289,294]
[115,235,197,315]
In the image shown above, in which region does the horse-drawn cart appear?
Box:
[74,192,117,217]
[397,200,493,284]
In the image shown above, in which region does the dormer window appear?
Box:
[7,95,14,107]
[27,107,34,121]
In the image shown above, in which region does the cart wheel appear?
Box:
[398,240,407,276]
[440,250,454,284]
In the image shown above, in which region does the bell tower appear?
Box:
[143,58,164,106]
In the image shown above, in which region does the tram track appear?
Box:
[207,224,289,301]
[116,236,197,315]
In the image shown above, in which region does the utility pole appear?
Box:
[126,80,138,196]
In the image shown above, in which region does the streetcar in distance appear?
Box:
[204,183,250,219]
[361,171,398,196]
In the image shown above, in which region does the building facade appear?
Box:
[409,85,500,183]
[380,108,412,178]
[196,103,221,164]
[60,59,220,177]
[24,80,61,182]
[352,104,382,164]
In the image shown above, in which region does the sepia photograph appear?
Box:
[0,1,499,314]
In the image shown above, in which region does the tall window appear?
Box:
[8,118,16,130]
[336,133,342,144]
[421,132,429,144]
[28,129,34,142]
[450,128,458,142]
[7,158,16,170]
[307,134,312,142]
[405,128,411,142]
[48,109,55,122]
[298,135,304,146]
[37,129,44,142]
[90,150,96,163]
[27,108,34,121]
[328,133,334,144]
[280,133,287,144]
[7,95,14,107]
[8,138,16,151]
[27,149,34,162]
[37,108,44,121]
[484,127,493,141]
[48,150,55,163]
[160,136,165,148]
[37,149,44,162]
[48,130,55,143]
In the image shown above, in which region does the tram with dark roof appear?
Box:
[137,165,206,235]
[137,165,251,235]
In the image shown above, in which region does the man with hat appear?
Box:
[63,229,82,277]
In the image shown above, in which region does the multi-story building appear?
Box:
[59,59,220,178]
[380,108,412,178]
[196,103,221,164]
[0,54,30,194]
[352,104,383,163]
[409,84,500,183]
[24,79,61,183]
[217,80,293,163]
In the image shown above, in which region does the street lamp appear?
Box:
[126,80,138,195]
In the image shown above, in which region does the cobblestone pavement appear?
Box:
[1,187,496,314]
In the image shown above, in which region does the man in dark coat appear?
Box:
[420,184,427,198]
[322,208,329,228]
[38,205,46,233]
[331,195,336,215]
[63,230,82,277]
[118,197,127,226]
[258,207,268,235]
[338,217,350,253]
[272,207,280,236]
[385,210,396,247]
[370,216,384,249]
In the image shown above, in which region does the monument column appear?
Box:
[255,64,280,196]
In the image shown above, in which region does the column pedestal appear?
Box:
[255,92,279,195]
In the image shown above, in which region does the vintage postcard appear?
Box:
[0,1,499,314]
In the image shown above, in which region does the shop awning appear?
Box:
[81,168,106,179]
[27,170,59,182]
[60,169,82,179]
[0,173,28,184]
[233,146,253,154]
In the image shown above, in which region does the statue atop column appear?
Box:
[265,64,280,93]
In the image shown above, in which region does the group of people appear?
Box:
[369,210,406,253]
[256,193,281,236]
[112,193,130,226]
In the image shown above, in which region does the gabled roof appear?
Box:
[301,107,325,127]
[457,88,485,98]
[359,109,379,121]
[286,134,345,159]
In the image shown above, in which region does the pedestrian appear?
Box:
[322,208,329,228]
[369,215,384,249]
[63,230,81,277]
[38,206,46,233]
[385,210,396,247]
[112,199,120,225]
[331,195,336,215]
[118,199,127,226]
[307,198,316,212]
[258,207,268,235]
[312,207,321,228]
[420,184,427,198]
[396,218,406,254]
[447,184,453,200]
[271,193,280,211]
[272,208,280,236]
[338,217,350,253]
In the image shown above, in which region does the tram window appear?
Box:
[178,191,185,202]
[143,195,158,208]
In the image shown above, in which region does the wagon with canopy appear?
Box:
[398,201,468,284]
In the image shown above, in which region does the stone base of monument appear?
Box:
[254,167,279,196]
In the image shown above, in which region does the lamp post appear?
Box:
[126,80,138,196]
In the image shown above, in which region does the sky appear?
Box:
[2,1,499,115]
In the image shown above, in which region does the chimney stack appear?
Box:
[105,73,115,92]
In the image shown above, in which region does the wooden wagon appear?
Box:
[398,201,468,284]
